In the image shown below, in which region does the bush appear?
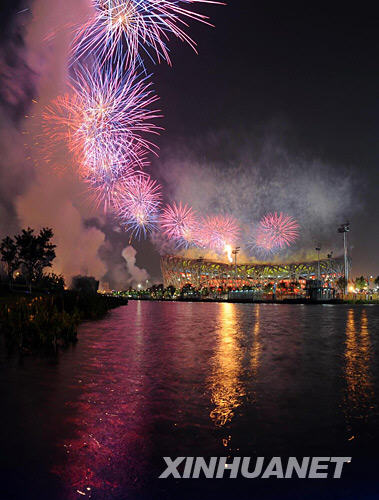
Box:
[0,296,79,350]
[71,275,99,295]
[0,291,127,352]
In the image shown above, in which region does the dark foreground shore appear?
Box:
[0,292,128,352]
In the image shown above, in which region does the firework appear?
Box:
[255,212,300,251]
[42,62,161,180]
[160,201,199,248]
[199,215,240,251]
[247,227,276,257]
[71,0,221,68]
[83,166,137,212]
[116,174,162,238]
[224,243,233,263]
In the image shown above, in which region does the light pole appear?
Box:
[368,275,373,290]
[196,257,204,290]
[338,222,350,295]
[315,246,321,281]
[232,247,240,288]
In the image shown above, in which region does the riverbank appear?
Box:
[0,292,128,352]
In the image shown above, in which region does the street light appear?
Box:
[338,222,350,295]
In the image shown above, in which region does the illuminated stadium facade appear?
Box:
[161,255,347,290]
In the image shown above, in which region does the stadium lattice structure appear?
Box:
[161,255,346,289]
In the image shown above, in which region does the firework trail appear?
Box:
[42,61,161,181]
[199,214,240,251]
[160,201,199,248]
[71,0,221,68]
[251,212,300,253]
[115,174,162,238]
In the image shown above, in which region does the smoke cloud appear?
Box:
[15,170,107,283]
[121,246,149,287]
[153,130,357,263]
[0,3,36,235]
[98,237,150,290]
[15,0,112,284]
[0,0,149,288]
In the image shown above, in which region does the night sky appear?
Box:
[148,1,379,278]
[0,1,378,283]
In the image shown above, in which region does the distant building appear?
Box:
[161,255,347,297]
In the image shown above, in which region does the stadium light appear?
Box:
[337,222,350,294]
[232,247,240,285]
[315,246,321,281]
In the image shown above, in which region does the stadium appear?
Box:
[161,254,347,296]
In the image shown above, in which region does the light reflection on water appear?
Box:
[209,303,245,427]
[0,302,378,499]
[251,304,261,379]
[344,308,375,435]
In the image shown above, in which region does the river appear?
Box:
[0,302,379,499]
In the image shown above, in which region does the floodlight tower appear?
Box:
[196,257,204,289]
[338,222,350,294]
[232,247,240,287]
[315,245,321,281]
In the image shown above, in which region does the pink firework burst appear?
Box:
[83,168,136,213]
[81,140,151,213]
[258,212,300,249]
[200,215,240,250]
[160,201,199,248]
[42,62,161,180]
[72,0,222,68]
[247,227,276,257]
[115,174,162,239]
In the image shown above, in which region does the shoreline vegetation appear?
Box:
[0,291,128,353]
[0,226,127,353]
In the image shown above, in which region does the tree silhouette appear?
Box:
[0,236,19,281]
[15,228,56,288]
[1,227,57,291]
[355,276,367,291]
[336,276,347,293]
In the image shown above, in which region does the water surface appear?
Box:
[1,302,379,499]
